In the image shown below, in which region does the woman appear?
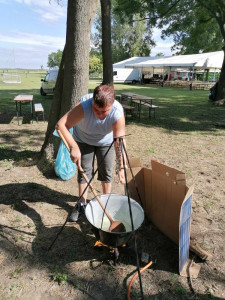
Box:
[56,84,126,221]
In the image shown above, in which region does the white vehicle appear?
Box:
[113,68,140,84]
[40,68,58,96]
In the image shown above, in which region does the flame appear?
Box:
[94,240,126,248]
[94,240,110,248]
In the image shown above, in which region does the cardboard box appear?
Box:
[127,158,194,274]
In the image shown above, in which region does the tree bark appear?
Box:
[215,46,225,100]
[40,0,97,161]
[40,49,65,158]
[101,0,113,84]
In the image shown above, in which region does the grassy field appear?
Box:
[0,70,224,132]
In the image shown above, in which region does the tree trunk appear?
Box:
[40,49,65,158]
[215,46,225,100]
[40,0,97,163]
[101,0,113,84]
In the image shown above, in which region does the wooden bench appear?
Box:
[142,102,158,119]
[116,94,121,103]
[132,99,141,107]
[132,99,158,119]
[122,104,135,118]
[34,103,45,122]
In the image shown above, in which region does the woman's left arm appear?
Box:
[113,115,126,184]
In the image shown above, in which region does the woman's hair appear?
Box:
[93,84,115,108]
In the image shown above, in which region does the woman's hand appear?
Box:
[70,146,81,168]
[118,168,126,184]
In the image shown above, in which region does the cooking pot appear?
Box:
[85,194,144,248]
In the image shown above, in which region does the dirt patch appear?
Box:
[0,120,225,299]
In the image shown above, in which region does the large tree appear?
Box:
[111,12,154,62]
[101,0,113,84]
[40,0,97,159]
[93,0,154,63]
[161,6,223,54]
[114,0,225,100]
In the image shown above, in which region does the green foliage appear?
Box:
[114,0,224,55]
[145,147,155,153]
[111,12,154,62]
[47,49,62,68]
[12,267,23,278]
[155,52,164,57]
[14,235,25,242]
[47,48,103,74]
[170,274,179,285]
[160,4,223,54]
[89,50,103,74]
[52,266,67,285]
[92,1,154,63]
[10,284,19,291]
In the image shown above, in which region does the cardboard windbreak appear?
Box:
[126,158,194,273]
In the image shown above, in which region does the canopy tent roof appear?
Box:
[113,56,166,68]
[125,51,224,70]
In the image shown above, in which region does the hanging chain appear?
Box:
[115,138,123,183]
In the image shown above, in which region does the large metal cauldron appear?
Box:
[85,194,144,248]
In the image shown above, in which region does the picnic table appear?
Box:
[118,93,136,118]
[14,94,33,125]
[121,93,158,120]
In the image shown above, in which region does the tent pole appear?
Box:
[206,69,209,81]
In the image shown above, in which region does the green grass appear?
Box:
[11,267,23,278]
[0,69,52,123]
[89,80,225,132]
[0,70,224,132]
[51,266,68,285]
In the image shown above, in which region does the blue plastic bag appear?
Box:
[54,129,76,181]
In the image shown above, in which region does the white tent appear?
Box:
[113,56,165,68]
[123,51,223,81]
[125,51,223,70]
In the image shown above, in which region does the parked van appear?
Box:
[40,68,58,96]
[113,68,140,84]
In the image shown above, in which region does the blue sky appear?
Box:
[0,0,174,69]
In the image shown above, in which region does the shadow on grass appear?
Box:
[1,85,225,132]
[0,131,46,168]
[0,182,175,267]
[0,182,130,298]
[0,133,61,180]
[0,148,37,163]
[116,85,225,132]
[0,182,224,299]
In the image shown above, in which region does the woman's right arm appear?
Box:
[55,103,84,167]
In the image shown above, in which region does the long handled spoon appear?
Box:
[57,129,126,233]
